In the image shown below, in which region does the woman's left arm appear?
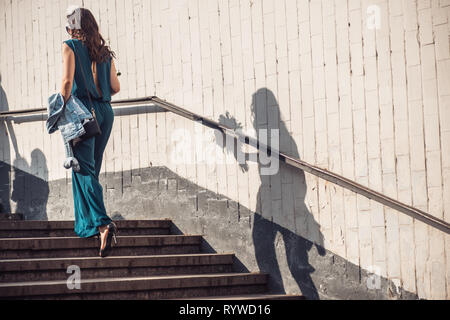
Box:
[61,42,75,104]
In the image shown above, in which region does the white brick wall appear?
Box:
[0,0,449,299]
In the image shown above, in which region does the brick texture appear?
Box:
[0,0,448,299]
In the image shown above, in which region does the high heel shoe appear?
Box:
[99,222,118,258]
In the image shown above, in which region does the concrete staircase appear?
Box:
[0,219,304,300]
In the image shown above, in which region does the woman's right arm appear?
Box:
[61,42,75,104]
[110,59,120,96]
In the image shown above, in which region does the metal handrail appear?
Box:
[0,97,159,118]
[1,96,449,234]
[0,107,48,117]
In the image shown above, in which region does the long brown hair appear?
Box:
[69,8,116,64]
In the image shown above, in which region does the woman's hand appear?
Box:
[61,42,75,103]
[110,59,120,96]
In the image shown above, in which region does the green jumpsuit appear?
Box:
[64,39,114,238]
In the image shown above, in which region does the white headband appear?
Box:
[66,5,81,29]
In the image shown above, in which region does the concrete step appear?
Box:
[0,235,202,259]
[0,219,284,300]
[0,220,171,238]
[0,273,269,300]
[0,253,235,282]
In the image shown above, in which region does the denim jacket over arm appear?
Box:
[46,93,93,171]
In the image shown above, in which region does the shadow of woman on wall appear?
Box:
[218,88,326,299]
[10,148,49,221]
[0,72,49,220]
[0,72,12,214]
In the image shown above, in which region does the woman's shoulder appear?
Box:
[100,55,112,67]
[63,38,83,48]
[63,38,76,50]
